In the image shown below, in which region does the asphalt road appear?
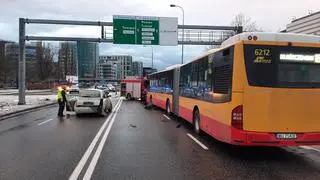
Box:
[0,98,320,180]
[0,96,120,180]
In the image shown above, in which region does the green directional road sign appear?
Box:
[113,15,176,45]
[136,19,159,45]
[113,16,136,44]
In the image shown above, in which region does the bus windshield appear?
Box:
[244,45,320,88]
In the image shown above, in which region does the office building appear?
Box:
[3,42,40,83]
[117,55,132,80]
[58,42,78,79]
[97,56,118,81]
[77,41,99,80]
[284,11,320,35]
[132,61,143,77]
[98,55,133,80]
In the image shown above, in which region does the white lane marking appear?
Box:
[68,99,122,180]
[163,114,170,120]
[83,99,123,180]
[37,119,53,126]
[300,146,320,153]
[187,133,209,150]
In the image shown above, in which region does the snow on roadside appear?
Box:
[0,95,57,116]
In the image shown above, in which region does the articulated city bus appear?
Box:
[147,32,320,146]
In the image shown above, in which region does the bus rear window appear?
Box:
[244,45,320,88]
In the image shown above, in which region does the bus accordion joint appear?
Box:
[231,105,243,130]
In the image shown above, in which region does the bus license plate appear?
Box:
[276,133,297,139]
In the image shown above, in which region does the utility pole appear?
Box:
[18,18,26,105]
[151,46,153,69]
[170,4,185,64]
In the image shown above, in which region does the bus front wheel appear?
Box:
[193,109,201,135]
[149,95,153,105]
[126,93,132,100]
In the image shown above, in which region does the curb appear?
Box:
[0,102,56,121]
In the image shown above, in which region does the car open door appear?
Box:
[66,90,79,112]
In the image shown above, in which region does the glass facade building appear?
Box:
[77,41,99,79]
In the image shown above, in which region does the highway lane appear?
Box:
[91,100,320,180]
[0,98,319,180]
[0,96,120,180]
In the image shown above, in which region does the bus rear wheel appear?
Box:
[166,100,171,115]
[193,109,201,134]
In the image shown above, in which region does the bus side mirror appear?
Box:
[144,80,150,88]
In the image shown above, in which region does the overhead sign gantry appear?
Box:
[17,17,242,105]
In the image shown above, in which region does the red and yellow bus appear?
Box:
[147,32,320,146]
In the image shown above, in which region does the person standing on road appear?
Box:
[57,86,67,117]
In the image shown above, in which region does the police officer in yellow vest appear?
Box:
[57,86,67,117]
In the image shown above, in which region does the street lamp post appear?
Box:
[151,46,154,69]
[144,45,154,69]
[170,4,184,64]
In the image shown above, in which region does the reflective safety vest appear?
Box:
[57,90,62,100]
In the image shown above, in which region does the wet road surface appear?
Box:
[92,100,320,180]
[0,98,320,180]
[0,96,120,180]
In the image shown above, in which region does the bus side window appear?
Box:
[212,47,234,103]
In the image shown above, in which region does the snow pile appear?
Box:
[0,95,57,116]
[0,89,52,95]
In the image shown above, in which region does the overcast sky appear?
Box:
[0,0,319,70]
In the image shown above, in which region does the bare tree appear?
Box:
[205,13,263,51]
[36,42,55,81]
[5,52,18,86]
[231,13,263,32]
[0,48,16,87]
[0,55,9,86]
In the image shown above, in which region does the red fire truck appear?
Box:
[120,76,148,103]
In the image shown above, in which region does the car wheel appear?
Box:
[103,106,108,114]
[108,103,113,113]
[96,111,104,117]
